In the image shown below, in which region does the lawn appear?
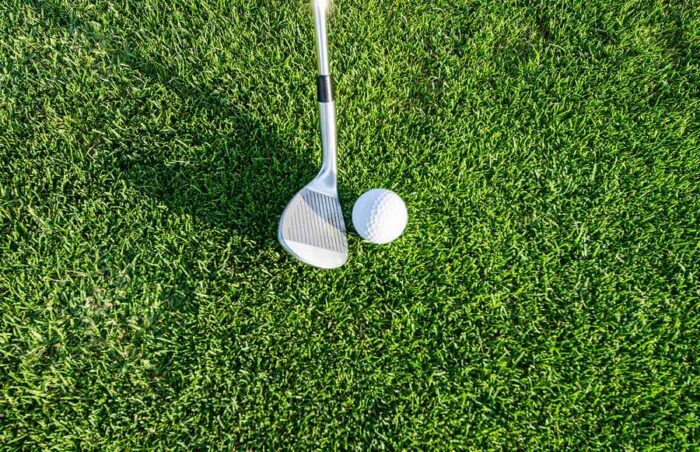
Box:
[1,0,698,448]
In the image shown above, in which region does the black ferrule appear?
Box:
[317,75,334,103]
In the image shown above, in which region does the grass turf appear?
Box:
[1,0,699,448]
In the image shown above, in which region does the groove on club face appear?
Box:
[279,188,348,268]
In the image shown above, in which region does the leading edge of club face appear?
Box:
[278,179,348,269]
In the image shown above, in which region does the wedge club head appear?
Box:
[278,180,348,269]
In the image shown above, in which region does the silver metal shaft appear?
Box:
[313,0,337,192]
[319,103,337,182]
[313,1,331,76]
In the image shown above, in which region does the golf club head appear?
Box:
[278,178,348,269]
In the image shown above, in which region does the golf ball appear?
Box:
[352,189,408,244]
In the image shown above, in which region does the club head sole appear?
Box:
[278,187,348,269]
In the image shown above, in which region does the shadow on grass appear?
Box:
[28,0,311,247]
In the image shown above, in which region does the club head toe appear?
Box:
[278,188,348,269]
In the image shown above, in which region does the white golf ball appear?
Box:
[352,189,408,244]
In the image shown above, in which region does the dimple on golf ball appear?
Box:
[352,189,408,244]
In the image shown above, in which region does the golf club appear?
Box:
[278,0,348,269]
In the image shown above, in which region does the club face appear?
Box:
[278,182,348,269]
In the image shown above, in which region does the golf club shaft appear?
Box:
[314,1,331,76]
[313,1,337,178]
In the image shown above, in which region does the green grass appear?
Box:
[1,0,699,448]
